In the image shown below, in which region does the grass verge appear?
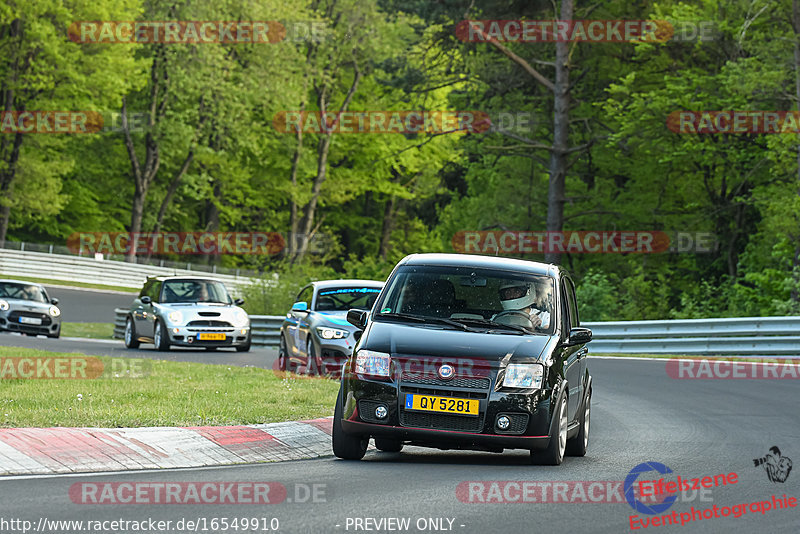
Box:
[60,322,115,339]
[0,346,338,427]
[1,274,136,293]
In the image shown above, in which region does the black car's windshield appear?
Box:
[0,282,48,303]
[161,280,231,304]
[375,266,555,334]
[315,287,381,311]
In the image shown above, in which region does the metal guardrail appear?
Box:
[0,248,257,290]
[111,310,800,355]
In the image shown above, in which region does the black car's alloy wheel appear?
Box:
[531,392,567,466]
[566,387,591,457]
[332,387,367,460]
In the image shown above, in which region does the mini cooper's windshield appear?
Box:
[0,282,48,303]
[161,280,232,304]
[375,266,556,334]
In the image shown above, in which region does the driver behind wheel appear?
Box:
[493,281,551,329]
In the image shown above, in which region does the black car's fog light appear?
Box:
[375,405,388,419]
[496,415,511,430]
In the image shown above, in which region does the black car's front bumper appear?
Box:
[340,370,558,451]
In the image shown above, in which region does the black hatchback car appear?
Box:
[332,253,592,465]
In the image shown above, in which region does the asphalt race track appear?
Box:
[43,285,137,324]
[0,356,797,533]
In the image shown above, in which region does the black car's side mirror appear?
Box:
[234,298,245,306]
[50,298,59,305]
[568,327,592,345]
[141,296,152,305]
[347,309,369,330]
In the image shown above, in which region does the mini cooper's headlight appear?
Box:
[167,311,183,324]
[0,299,8,311]
[317,327,348,340]
[355,350,391,377]
[49,306,61,317]
[503,363,544,388]
[233,309,249,327]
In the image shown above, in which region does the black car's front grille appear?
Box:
[401,372,491,390]
[399,410,483,432]
[8,311,52,326]
[187,320,233,328]
[495,413,529,435]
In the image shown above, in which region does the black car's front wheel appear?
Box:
[332,387,367,460]
[531,392,567,466]
[566,387,590,457]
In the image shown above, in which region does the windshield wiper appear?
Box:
[376,313,473,331]
[447,317,533,335]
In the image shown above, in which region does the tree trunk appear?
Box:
[544,0,573,265]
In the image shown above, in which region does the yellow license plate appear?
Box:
[198,333,226,341]
[404,394,479,416]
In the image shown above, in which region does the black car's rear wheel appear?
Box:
[332,387,367,460]
[566,387,590,457]
[124,317,140,349]
[374,438,403,452]
[531,392,567,466]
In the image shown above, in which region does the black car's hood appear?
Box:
[362,320,553,364]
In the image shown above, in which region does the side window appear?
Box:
[297,286,313,306]
[566,278,579,327]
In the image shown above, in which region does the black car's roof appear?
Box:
[398,253,561,277]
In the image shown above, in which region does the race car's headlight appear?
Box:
[49,306,61,317]
[317,327,348,340]
[0,299,8,311]
[503,363,544,388]
[233,310,249,327]
[355,350,391,377]
[167,311,183,324]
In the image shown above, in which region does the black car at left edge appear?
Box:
[333,253,593,465]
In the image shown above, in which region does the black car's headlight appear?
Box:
[49,305,61,317]
[0,299,8,311]
[355,349,391,377]
[502,363,544,388]
[317,326,348,340]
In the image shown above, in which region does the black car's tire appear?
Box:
[566,387,591,457]
[531,391,567,466]
[124,317,140,349]
[153,319,170,351]
[332,387,367,460]
[374,438,403,452]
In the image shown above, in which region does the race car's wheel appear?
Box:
[374,438,403,452]
[124,317,140,349]
[306,339,320,376]
[332,387,367,460]
[153,319,170,351]
[531,391,567,466]
[278,334,293,372]
[566,387,591,457]
[235,336,251,352]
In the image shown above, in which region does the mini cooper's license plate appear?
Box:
[19,316,42,325]
[198,333,226,341]
[405,394,479,416]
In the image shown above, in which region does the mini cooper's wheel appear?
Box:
[332,387,367,460]
[531,391,567,466]
[566,387,591,457]
[124,317,140,349]
[374,438,403,453]
[235,337,251,352]
[153,319,171,351]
